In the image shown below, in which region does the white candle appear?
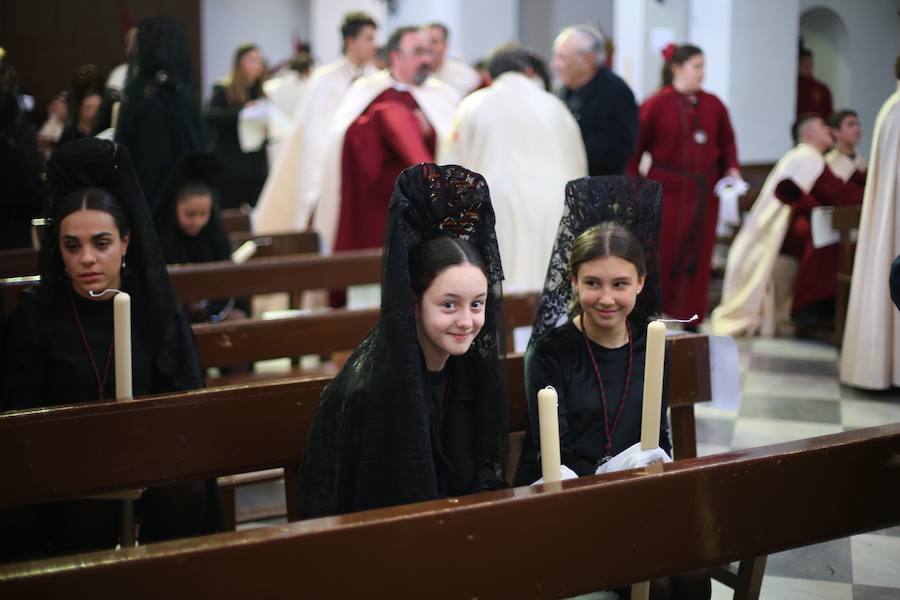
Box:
[111,101,121,130]
[537,386,561,483]
[231,240,258,264]
[114,291,132,400]
[640,320,666,451]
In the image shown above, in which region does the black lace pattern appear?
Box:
[532,176,663,342]
[300,163,508,517]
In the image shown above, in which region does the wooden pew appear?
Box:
[193,291,542,375]
[2,422,897,598]
[1,250,382,315]
[833,204,862,343]
[219,207,251,234]
[0,247,38,279]
[0,233,319,283]
[229,230,319,258]
[0,335,710,521]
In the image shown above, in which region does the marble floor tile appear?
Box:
[695,416,736,447]
[765,538,852,583]
[839,385,900,403]
[750,337,839,362]
[758,575,852,600]
[852,584,900,599]
[871,526,900,538]
[852,534,900,588]
[743,372,842,402]
[739,395,842,424]
[841,399,900,429]
[731,417,843,449]
[694,404,740,420]
[750,354,838,377]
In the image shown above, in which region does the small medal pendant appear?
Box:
[694,129,708,144]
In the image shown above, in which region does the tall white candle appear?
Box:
[537,386,561,483]
[640,320,666,451]
[111,101,121,130]
[114,291,132,400]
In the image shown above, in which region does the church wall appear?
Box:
[200,0,312,100]
[310,0,386,65]
[729,0,800,163]
[458,0,519,64]
[798,0,900,157]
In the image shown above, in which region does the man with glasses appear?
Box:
[313,26,460,265]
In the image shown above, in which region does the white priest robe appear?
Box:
[314,70,460,251]
[438,71,588,291]
[709,143,826,336]
[840,82,900,389]
[253,58,373,234]
[262,71,309,166]
[825,149,867,183]
[432,58,481,96]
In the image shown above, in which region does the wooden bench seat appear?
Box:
[1,422,897,598]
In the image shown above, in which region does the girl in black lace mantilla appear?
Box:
[299,163,509,517]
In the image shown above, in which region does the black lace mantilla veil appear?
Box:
[299,163,508,518]
[532,176,663,341]
[38,138,202,391]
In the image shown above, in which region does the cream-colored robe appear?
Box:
[825,148,867,183]
[253,58,373,234]
[314,70,460,251]
[432,58,481,96]
[263,71,309,166]
[438,72,587,291]
[709,143,825,336]
[840,82,900,389]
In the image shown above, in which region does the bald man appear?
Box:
[552,25,637,175]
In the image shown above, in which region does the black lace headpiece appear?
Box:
[300,163,508,517]
[531,176,663,342]
[153,152,232,264]
[40,137,202,390]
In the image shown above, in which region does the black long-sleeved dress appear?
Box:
[205,83,268,209]
[514,318,671,486]
[0,283,221,563]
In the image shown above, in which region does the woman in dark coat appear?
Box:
[205,43,268,209]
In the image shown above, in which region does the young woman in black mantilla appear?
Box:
[513,176,710,600]
[153,151,249,324]
[299,163,509,518]
[0,138,222,562]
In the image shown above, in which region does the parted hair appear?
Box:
[409,236,487,298]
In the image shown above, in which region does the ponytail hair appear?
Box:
[660,43,702,88]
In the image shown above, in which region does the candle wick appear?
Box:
[543,385,557,392]
[657,314,699,324]
[88,288,124,298]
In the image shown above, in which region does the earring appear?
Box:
[121,254,127,270]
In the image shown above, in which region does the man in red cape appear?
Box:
[314,26,459,254]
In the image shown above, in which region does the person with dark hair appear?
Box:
[712,113,863,336]
[797,46,834,119]
[439,42,586,290]
[424,22,480,95]
[206,43,268,209]
[254,11,378,233]
[841,56,900,389]
[116,16,205,213]
[552,25,638,176]
[514,178,709,600]
[299,163,508,517]
[58,65,104,148]
[311,26,459,258]
[627,43,740,326]
[0,138,222,562]
[825,109,867,184]
[153,152,248,324]
[0,51,47,248]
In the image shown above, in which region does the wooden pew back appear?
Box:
[2,422,897,598]
[0,335,710,511]
[0,249,382,314]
